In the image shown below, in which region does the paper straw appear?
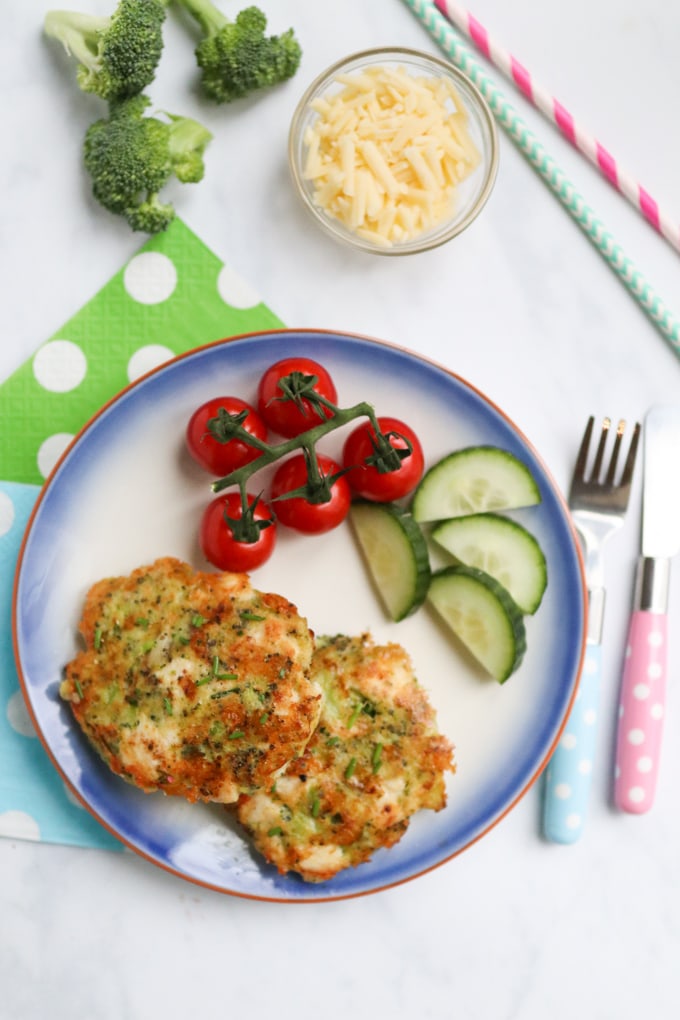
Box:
[433,0,680,255]
[399,0,680,355]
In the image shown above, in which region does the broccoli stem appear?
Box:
[44,11,111,71]
[176,0,228,36]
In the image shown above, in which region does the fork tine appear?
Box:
[572,415,595,482]
[590,417,611,482]
[619,421,641,487]
[604,419,625,485]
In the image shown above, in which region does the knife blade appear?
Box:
[614,405,680,813]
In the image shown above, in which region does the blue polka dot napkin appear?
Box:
[0,219,283,847]
[0,481,122,848]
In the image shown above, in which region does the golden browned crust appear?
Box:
[236,633,455,882]
[61,557,320,804]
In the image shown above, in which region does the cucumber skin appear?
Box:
[349,500,431,622]
[431,512,548,615]
[412,446,542,523]
[428,564,527,683]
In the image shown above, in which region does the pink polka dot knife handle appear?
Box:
[614,611,667,813]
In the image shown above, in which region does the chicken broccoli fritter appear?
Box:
[236,633,454,882]
[61,557,320,804]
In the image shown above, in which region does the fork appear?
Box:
[543,416,640,843]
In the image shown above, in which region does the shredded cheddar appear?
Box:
[303,65,481,246]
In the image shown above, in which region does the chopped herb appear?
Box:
[325,736,341,747]
[228,730,245,740]
[163,697,173,715]
[74,679,84,699]
[135,617,149,628]
[267,826,284,837]
[191,613,206,627]
[197,656,238,685]
[93,627,103,650]
[309,792,321,818]
[197,674,239,687]
[347,702,362,728]
[348,693,377,728]
[259,712,269,724]
[278,666,288,679]
[209,688,239,700]
[344,757,357,780]
[177,635,190,646]
[371,742,383,773]
[241,611,265,622]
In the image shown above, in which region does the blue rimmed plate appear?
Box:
[13,330,585,901]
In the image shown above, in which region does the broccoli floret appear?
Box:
[83,94,212,233]
[44,0,166,101]
[174,1,301,103]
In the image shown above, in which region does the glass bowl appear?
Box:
[288,47,499,256]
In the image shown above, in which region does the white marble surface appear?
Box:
[2,1,680,1017]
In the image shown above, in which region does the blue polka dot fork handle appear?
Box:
[543,417,640,843]
[614,406,680,813]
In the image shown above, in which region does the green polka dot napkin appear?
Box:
[0,218,283,847]
[1,218,282,486]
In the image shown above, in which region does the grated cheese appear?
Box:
[303,64,481,246]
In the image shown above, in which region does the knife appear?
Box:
[614,405,680,813]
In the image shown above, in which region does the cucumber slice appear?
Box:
[412,447,541,523]
[349,501,431,621]
[431,512,547,614]
[427,565,526,682]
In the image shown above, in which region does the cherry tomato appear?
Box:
[199,492,276,572]
[342,416,424,502]
[186,396,268,476]
[257,357,338,438]
[270,453,351,534]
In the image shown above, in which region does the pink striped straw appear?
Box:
[434,0,680,254]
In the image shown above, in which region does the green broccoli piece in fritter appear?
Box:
[174,0,301,103]
[44,0,166,101]
[83,94,212,233]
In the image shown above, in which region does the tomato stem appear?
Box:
[206,406,271,453]
[222,490,273,543]
[364,428,413,473]
[268,370,337,424]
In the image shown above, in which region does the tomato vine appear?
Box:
[209,370,412,515]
